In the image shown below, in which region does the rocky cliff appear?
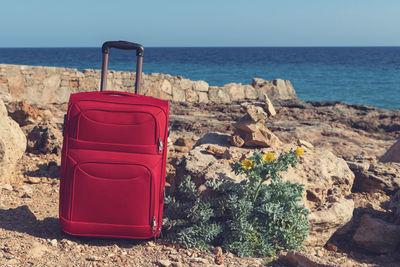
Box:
[0,64,296,105]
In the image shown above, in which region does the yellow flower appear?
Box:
[241,159,253,170]
[263,152,275,162]
[295,147,305,157]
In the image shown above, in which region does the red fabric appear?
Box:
[59,91,169,239]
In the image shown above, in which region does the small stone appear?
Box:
[171,262,183,267]
[263,93,276,116]
[19,185,34,198]
[297,139,314,149]
[189,257,209,264]
[27,177,41,184]
[86,255,100,261]
[228,135,244,147]
[157,259,172,267]
[49,239,57,247]
[326,243,338,252]
[213,246,223,257]
[205,145,226,158]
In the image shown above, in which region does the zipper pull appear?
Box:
[158,138,163,153]
[152,216,157,231]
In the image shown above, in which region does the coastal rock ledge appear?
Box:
[0,64,297,105]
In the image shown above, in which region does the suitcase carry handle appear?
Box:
[100,40,144,94]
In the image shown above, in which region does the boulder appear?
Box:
[26,121,63,155]
[348,161,400,193]
[6,101,48,126]
[304,197,354,247]
[178,133,355,247]
[353,214,400,254]
[0,99,27,183]
[252,78,297,100]
[381,139,400,163]
[208,87,231,104]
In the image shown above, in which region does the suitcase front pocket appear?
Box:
[71,162,153,226]
[77,110,158,145]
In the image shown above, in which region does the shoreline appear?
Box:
[0,63,398,112]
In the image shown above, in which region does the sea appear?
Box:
[0,47,399,110]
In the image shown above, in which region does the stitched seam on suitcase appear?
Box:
[68,138,158,155]
[70,162,153,225]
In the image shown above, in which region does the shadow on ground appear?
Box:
[0,205,145,247]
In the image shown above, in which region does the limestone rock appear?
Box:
[240,105,268,123]
[298,139,314,149]
[26,121,63,155]
[234,122,282,148]
[193,80,209,92]
[229,135,245,147]
[252,78,297,100]
[263,93,276,116]
[208,87,231,104]
[349,161,400,193]
[223,83,245,101]
[0,99,27,183]
[381,139,400,163]
[6,101,45,126]
[305,197,354,247]
[353,214,400,254]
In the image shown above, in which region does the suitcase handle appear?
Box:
[100,41,144,94]
[102,41,144,56]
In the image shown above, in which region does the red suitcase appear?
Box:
[59,41,169,239]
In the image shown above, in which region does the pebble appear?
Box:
[189,257,209,264]
[27,177,41,184]
[157,259,172,267]
[49,239,57,247]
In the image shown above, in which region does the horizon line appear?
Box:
[1,45,400,49]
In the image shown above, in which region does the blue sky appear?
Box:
[1,0,399,47]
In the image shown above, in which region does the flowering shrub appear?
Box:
[163,148,310,257]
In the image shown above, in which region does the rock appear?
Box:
[27,241,48,259]
[49,239,58,247]
[281,251,334,267]
[353,214,400,254]
[174,137,194,153]
[263,94,276,116]
[18,185,34,198]
[0,99,27,183]
[228,135,244,147]
[223,83,245,101]
[305,197,354,247]
[157,259,172,267]
[208,87,231,104]
[27,177,41,184]
[234,122,282,148]
[349,161,400,193]
[297,139,314,149]
[381,139,400,163]
[193,80,209,92]
[205,145,226,158]
[214,247,224,265]
[5,101,44,126]
[252,78,297,101]
[241,105,268,123]
[26,121,63,155]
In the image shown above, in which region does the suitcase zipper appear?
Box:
[158,138,163,153]
[152,216,157,231]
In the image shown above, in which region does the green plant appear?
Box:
[163,148,309,257]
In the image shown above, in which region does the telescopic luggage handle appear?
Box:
[100,40,144,94]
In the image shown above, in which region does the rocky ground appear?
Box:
[1,97,400,266]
